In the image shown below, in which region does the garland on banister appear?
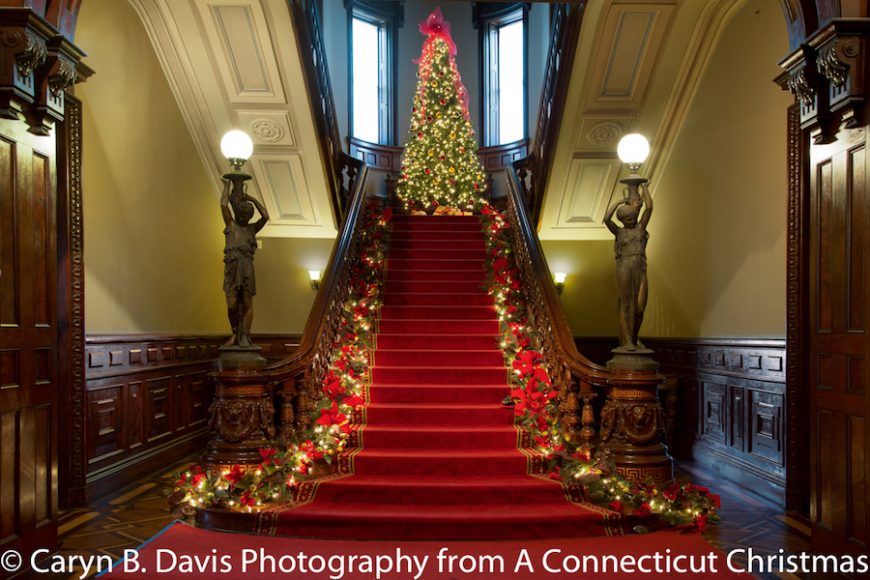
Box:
[479,204,720,532]
[171,203,392,516]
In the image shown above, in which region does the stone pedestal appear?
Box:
[202,348,275,468]
[600,350,674,485]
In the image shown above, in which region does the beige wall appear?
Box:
[546,0,791,339]
[77,0,331,335]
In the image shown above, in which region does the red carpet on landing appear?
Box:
[254,215,618,540]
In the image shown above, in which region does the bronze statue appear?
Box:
[221,179,269,348]
[604,184,652,352]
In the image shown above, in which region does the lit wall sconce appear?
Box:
[308,270,322,291]
[553,272,567,294]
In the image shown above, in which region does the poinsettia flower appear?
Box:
[322,374,344,400]
[239,491,256,507]
[316,402,350,433]
[224,464,245,486]
[343,393,365,408]
[634,502,652,518]
[259,448,277,465]
[609,500,623,513]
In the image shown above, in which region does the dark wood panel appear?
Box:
[81,334,301,500]
[809,125,869,555]
[701,381,727,445]
[849,146,865,332]
[0,136,17,327]
[850,415,866,544]
[0,112,59,556]
[576,337,788,504]
[1,412,15,543]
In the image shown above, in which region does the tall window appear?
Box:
[349,2,401,144]
[478,4,528,146]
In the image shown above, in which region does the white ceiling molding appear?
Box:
[539,0,740,241]
[127,0,336,239]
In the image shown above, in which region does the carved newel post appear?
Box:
[204,130,276,467]
[600,134,673,485]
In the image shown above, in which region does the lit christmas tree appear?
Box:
[397,8,487,214]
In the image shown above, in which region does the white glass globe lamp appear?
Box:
[221,130,254,171]
[617,134,650,173]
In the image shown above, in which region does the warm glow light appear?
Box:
[616,133,650,167]
[309,270,322,291]
[553,272,567,284]
[220,130,254,163]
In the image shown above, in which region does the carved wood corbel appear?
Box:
[0,8,88,131]
[778,20,870,143]
[811,21,870,129]
[0,13,50,119]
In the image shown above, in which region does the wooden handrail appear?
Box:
[525,3,585,223]
[505,163,611,388]
[262,161,368,382]
[289,0,351,220]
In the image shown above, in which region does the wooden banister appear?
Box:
[266,161,371,439]
[525,3,585,223]
[505,164,611,385]
[289,0,351,220]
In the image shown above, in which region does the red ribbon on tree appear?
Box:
[418,7,456,56]
[414,7,471,120]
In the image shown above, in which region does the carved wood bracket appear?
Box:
[778,19,870,143]
[0,8,88,134]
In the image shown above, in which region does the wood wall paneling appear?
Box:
[0,117,60,555]
[575,337,788,504]
[81,335,300,500]
[809,125,869,554]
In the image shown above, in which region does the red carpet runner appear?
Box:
[258,215,618,540]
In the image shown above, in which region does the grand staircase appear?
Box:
[254,214,619,540]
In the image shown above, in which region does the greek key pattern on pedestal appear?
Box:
[617,465,673,484]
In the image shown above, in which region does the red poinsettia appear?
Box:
[316,402,350,433]
[259,447,277,467]
[512,349,543,377]
[224,464,245,486]
[239,491,256,508]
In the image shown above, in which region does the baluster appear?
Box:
[579,391,598,456]
[278,379,296,443]
[558,370,580,439]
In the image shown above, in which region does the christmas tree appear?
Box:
[397,8,487,214]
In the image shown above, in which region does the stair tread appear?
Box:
[288,502,603,520]
[375,348,502,353]
[354,448,521,457]
[372,365,505,370]
[371,383,507,388]
[367,402,507,409]
[362,424,515,432]
[319,474,555,486]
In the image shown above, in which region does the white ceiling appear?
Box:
[128,0,337,238]
[539,0,742,240]
[127,0,743,241]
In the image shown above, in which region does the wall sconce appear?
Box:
[308,270,322,291]
[553,272,567,294]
